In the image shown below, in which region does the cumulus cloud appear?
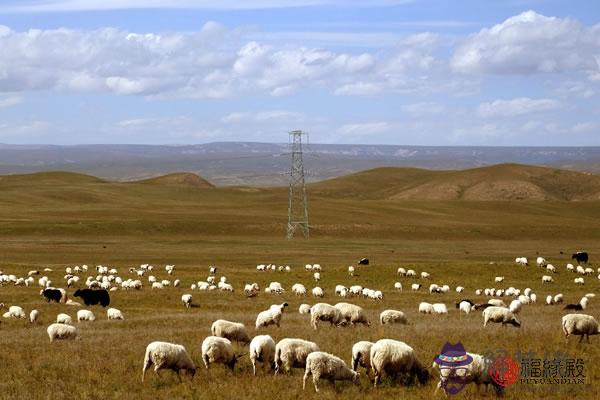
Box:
[478,97,560,118]
[452,10,600,79]
[0,23,460,98]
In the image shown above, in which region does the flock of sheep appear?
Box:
[1,252,598,394]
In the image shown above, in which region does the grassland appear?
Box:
[0,166,599,399]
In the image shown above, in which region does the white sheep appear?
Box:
[394,282,402,291]
[370,339,430,387]
[292,283,307,296]
[313,272,321,282]
[562,314,600,343]
[575,277,585,285]
[47,323,80,342]
[457,301,472,314]
[542,275,554,283]
[419,302,433,314]
[56,313,72,325]
[432,303,448,315]
[483,306,521,328]
[312,287,324,298]
[299,304,311,315]
[397,267,406,276]
[256,303,288,329]
[406,269,416,277]
[2,305,25,319]
[310,303,344,329]
[211,319,251,344]
[494,276,504,283]
[274,338,320,374]
[334,302,370,326]
[351,341,374,375]
[107,308,124,320]
[348,266,355,276]
[29,309,39,324]
[201,336,242,370]
[181,294,193,308]
[250,334,276,376]
[546,264,556,273]
[411,283,421,291]
[142,341,196,382]
[509,300,522,314]
[421,272,430,279]
[537,257,547,267]
[380,309,407,325]
[455,286,464,293]
[487,299,506,307]
[554,294,564,304]
[244,283,260,297]
[77,310,96,322]
[303,351,360,392]
[546,295,554,305]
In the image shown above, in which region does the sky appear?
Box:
[0,0,598,145]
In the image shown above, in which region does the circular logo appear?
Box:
[488,355,520,387]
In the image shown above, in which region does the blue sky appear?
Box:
[0,0,598,145]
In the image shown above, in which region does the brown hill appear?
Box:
[309,163,600,201]
[136,172,214,188]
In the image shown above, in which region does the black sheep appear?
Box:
[563,303,583,311]
[358,258,369,265]
[73,289,110,307]
[41,288,63,303]
[572,251,589,264]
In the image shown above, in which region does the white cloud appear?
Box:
[0,24,459,98]
[571,122,596,133]
[0,0,415,13]
[452,10,600,79]
[221,111,303,124]
[337,122,391,136]
[478,97,560,118]
[401,102,445,115]
[0,94,23,108]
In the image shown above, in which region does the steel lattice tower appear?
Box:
[287,130,309,239]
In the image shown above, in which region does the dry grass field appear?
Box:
[0,165,599,399]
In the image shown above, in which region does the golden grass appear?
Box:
[0,168,599,399]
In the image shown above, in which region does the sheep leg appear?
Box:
[252,360,257,376]
[303,369,310,390]
[579,335,584,343]
[203,354,210,369]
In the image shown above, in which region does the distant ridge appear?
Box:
[310,164,600,201]
[0,171,105,185]
[135,172,214,188]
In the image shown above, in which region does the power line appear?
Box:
[287,130,310,240]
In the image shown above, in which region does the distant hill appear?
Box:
[310,164,600,201]
[136,172,214,188]
[0,171,105,186]
[1,143,600,186]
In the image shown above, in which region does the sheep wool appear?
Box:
[249,334,276,376]
[275,338,320,374]
[379,310,408,325]
[47,323,80,342]
[303,351,360,392]
[211,320,251,344]
[562,314,600,343]
[142,341,196,382]
[351,341,374,374]
[370,339,429,387]
[201,336,240,370]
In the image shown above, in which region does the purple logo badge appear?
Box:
[434,342,474,395]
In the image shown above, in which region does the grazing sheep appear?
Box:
[530,293,537,303]
[394,282,402,291]
[313,272,321,282]
[41,288,67,303]
[483,306,520,328]
[406,269,416,277]
[574,277,585,285]
[380,309,407,325]
[432,352,504,395]
[107,308,124,320]
[292,283,307,296]
[299,304,311,315]
[432,303,448,315]
[515,257,528,266]
[487,299,507,307]
[303,351,360,392]
[2,305,26,319]
[211,320,251,344]
[77,310,96,322]
[274,338,320,374]
[546,295,554,305]
[457,300,473,315]
[47,323,80,342]
[494,276,504,283]
[455,286,464,293]
[334,302,370,326]
[554,294,564,304]
[348,266,355,276]
[256,303,288,329]
[411,283,421,291]
[29,309,39,324]
[250,335,276,376]
[537,257,547,267]
[509,300,522,314]
[418,302,433,314]
[546,264,556,273]
[370,339,429,387]
[56,313,73,325]
[142,341,196,382]
[310,303,344,329]
[397,267,406,276]
[312,287,324,298]
[421,272,430,279]
[562,314,600,343]
[181,294,192,308]
[73,289,110,307]
[351,341,374,375]
[201,336,242,370]
[542,275,554,283]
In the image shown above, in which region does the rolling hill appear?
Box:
[136,172,214,188]
[309,164,600,201]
